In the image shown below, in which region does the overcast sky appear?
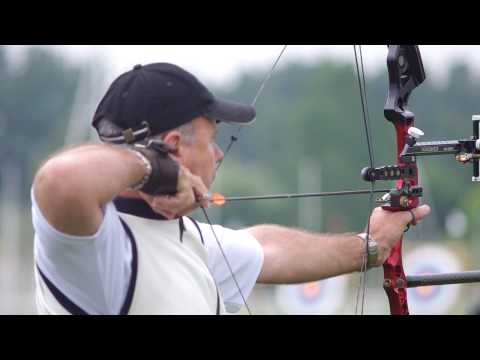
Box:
[6,45,480,88]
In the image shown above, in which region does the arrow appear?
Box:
[203,188,392,206]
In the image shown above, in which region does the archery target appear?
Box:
[404,244,462,315]
[274,275,349,314]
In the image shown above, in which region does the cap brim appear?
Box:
[205,99,256,125]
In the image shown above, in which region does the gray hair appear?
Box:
[176,122,195,144]
[167,117,215,145]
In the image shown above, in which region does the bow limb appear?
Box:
[382,45,426,315]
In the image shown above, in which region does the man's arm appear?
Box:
[249,226,363,283]
[250,205,431,284]
[33,144,150,236]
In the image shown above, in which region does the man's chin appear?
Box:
[209,174,216,187]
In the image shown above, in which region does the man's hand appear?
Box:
[367,205,431,266]
[129,140,179,195]
[139,165,210,219]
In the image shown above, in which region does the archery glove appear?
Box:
[128,139,179,196]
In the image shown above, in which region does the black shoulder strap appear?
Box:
[36,265,88,315]
[118,217,138,315]
[216,287,220,315]
[178,217,185,243]
[36,217,138,315]
[186,216,205,245]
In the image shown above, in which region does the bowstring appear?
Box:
[359,45,374,315]
[200,207,252,315]
[204,45,288,315]
[353,45,376,315]
[216,45,288,172]
[206,45,376,315]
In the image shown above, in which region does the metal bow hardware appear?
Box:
[360,45,480,314]
[202,45,480,315]
[366,45,425,315]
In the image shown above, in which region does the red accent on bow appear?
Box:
[382,121,420,315]
[382,45,425,315]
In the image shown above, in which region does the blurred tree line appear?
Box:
[3,46,480,246]
[0,46,83,203]
[209,53,480,245]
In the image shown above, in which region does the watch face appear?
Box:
[358,233,368,241]
[367,241,378,269]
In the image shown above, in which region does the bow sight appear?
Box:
[357,45,480,314]
[361,115,480,208]
[400,116,480,181]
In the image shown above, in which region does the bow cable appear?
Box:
[216,45,288,171]
[201,207,252,315]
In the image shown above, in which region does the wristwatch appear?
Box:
[357,233,378,269]
[126,148,153,190]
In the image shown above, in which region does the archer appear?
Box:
[31,62,430,315]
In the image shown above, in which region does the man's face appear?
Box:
[178,116,224,189]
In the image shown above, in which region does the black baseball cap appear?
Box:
[92,63,256,144]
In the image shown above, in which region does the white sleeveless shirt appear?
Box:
[32,193,263,315]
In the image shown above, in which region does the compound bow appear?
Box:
[205,45,480,315]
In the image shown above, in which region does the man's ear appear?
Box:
[161,130,182,155]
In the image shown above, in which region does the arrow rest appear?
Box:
[375,184,423,209]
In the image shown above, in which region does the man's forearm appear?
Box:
[33,144,150,235]
[36,144,147,204]
[248,225,365,284]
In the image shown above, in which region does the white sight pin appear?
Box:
[472,115,480,181]
[473,115,480,150]
[408,127,424,139]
